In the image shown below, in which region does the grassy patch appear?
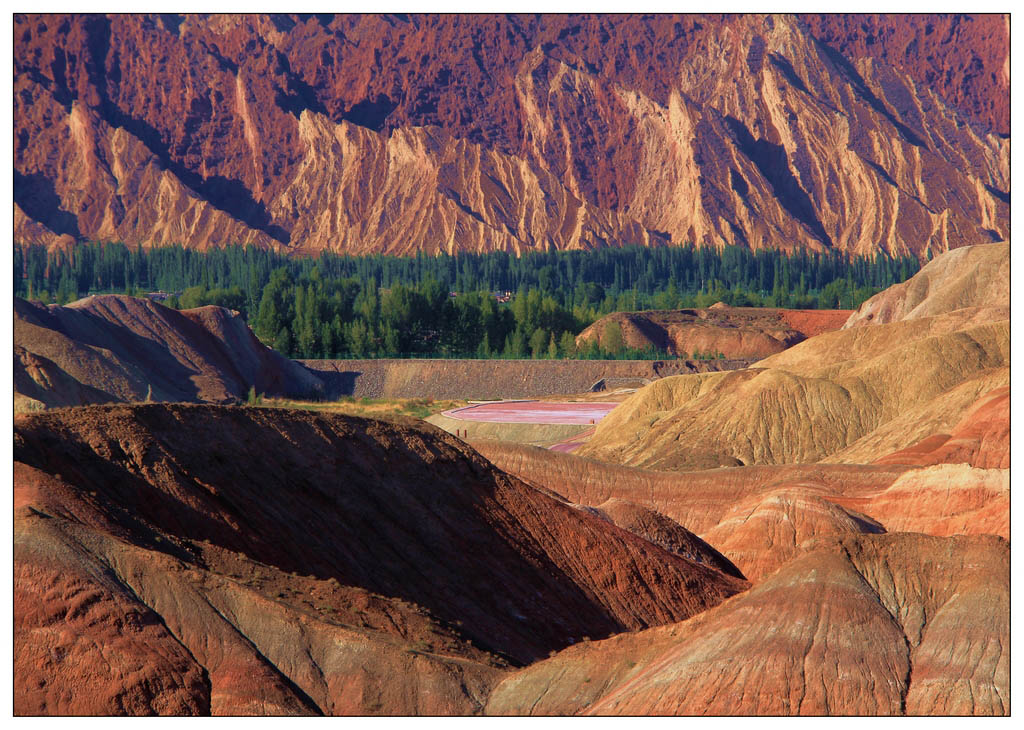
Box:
[258,396,467,421]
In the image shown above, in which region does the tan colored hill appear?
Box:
[821,367,1008,465]
[575,305,851,360]
[485,533,1009,716]
[577,319,1008,470]
[14,404,747,715]
[843,241,1009,327]
[15,14,1007,256]
[13,294,323,410]
[576,244,1009,471]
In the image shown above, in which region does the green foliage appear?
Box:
[14,241,922,360]
[246,386,263,405]
[602,321,625,356]
[559,330,578,358]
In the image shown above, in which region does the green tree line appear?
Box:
[14,242,919,359]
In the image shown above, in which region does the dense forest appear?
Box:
[14,243,920,359]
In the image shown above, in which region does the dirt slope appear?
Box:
[474,441,1007,582]
[843,241,1009,327]
[14,404,748,714]
[872,385,1009,469]
[14,343,114,412]
[15,14,1007,256]
[585,499,745,580]
[486,533,1009,715]
[577,244,1009,470]
[576,305,851,360]
[13,294,322,410]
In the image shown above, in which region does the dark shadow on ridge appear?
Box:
[14,170,81,239]
[83,15,290,244]
[812,38,929,150]
[724,115,833,248]
[343,94,397,132]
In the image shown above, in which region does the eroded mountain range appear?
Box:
[15,14,1008,257]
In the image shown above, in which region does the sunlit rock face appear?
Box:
[14,14,1008,256]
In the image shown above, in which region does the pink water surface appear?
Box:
[442,401,617,425]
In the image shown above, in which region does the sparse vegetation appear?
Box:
[257,396,463,421]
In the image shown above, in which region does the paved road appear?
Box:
[442,401,617,425]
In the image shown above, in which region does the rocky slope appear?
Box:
[803,14,1009,137]
[474,440,1007,582]
[576,304,851,359]
[14,404,748,714]
[14,14,1008,257]
[13,294,323,410]
[486,533,1009,715]
[843,241,1009,327]
[577,244,1009,470]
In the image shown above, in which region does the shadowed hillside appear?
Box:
[13,294,323,411]
[14,404,746,714]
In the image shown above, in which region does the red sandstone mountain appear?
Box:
[13,294,323,410]
[14,404,747,714]
[802,14,1009,137]
[14,14,1007,256]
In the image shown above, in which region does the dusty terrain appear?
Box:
[576,305,851,360]
[578,244,1009,470]
[10,14,1011,717]
[15,14,1007,256]
[474,439,1007,582]
[486,533,1008,715]
[12,238,1010,716]
[14,404,747,715]
[14,294,323,411]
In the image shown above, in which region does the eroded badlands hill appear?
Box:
[474,440,1007,583]
[13,294,323,411]
[15,14,1008,256]
[14,404,747,715]
[576,304,851,360]
[486,533,1009,715]
[577,244,1009,470]
[843,241,1010,327]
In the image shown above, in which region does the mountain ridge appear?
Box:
[15,14,1008,257]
